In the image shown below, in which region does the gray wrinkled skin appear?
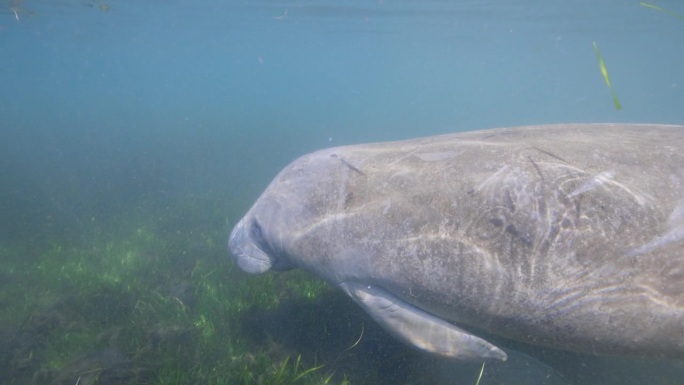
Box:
[229,124,684,360]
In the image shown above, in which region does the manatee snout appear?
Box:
[229,203,294,274]
[228,217,274,274]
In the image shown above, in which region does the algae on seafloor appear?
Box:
[0,206,356,385]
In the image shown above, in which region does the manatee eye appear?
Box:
[251,218,292,271]
[251,219,265,243]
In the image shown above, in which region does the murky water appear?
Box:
[1,1,683,384]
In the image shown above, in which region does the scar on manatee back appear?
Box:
[330,153,366,176]
[527,156,545,182]
[532,147,569,163]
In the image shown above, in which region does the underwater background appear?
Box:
[1,0,683,384]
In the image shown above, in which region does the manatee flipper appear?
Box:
[340,282,507,361]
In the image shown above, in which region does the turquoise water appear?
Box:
[2,0,683,240]
[2,1,683,217]
[1,1,683,384]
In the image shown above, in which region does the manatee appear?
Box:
[229,123,684,362]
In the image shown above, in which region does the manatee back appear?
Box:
[292,124,684,357]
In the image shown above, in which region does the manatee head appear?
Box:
[228,149,347,277]
[227,146,511,362]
